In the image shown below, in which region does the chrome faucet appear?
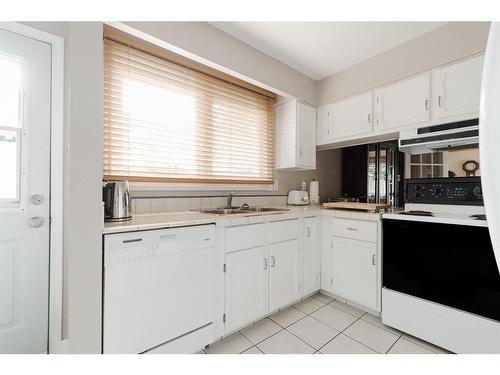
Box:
[227,192,234,208]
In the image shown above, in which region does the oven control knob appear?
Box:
[415,192,422,198]
[473,186,482,197]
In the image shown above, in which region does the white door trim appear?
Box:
[0,22,66,354]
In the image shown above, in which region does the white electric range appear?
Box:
[381,177,500,354]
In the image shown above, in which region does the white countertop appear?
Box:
[102,205,380,234]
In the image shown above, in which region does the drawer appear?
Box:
[226,223,266,253]
[332,218,377,243]
[269,218,300,244]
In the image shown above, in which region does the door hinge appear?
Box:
[223,264,227,273]
[223,314,226,323]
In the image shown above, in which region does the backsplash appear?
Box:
[131,195,288,214]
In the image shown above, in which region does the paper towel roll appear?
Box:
[310,180,319,205]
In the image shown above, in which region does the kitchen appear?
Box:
[1,3,500,372]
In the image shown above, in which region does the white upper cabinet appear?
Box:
[374,73,430,132]
[431,54,484,122]
[316,104,332,145]
[330,92,374,139]
[276,100,316,170]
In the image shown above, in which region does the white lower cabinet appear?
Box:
[269,239,301,311]
[303,216,320,295]
[331,236,377,310]
[320,215,381,312]
[224,246,268,333]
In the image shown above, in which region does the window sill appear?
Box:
[130,181,278,192]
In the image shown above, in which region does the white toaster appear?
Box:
[287,190,309,205]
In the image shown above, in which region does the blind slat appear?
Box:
[103,38,275,184]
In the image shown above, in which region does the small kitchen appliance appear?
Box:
[287,190,309,205]
[103,180,132,222]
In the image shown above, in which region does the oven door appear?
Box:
[383,219,500,321]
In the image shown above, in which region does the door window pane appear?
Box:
[0,56,22,128]
[0,128,19,200]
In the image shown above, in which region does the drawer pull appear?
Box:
[271,256,276,268]
[263,258,268,270]
[123,238,142,243]
[346,227,359,231]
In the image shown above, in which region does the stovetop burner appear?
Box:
[399,210,434,217]
[470,214,487,221]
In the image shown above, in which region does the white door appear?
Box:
[296,102,316,169]
[374,74,430,132]
[330,92,373,139]
[0,29,51,353]
[432,55,484,122]
[332,237,377,310]
[302,217,320,295]
[316,104,332,145]
[269,239,301,311]
[225,246,268,332]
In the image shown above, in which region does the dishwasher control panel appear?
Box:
[404,177,483,205]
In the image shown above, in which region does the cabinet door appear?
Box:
[303,217,320,296]
[316,104,332,145]
[296,102,316,169]
[374,74,430,132]
[225,246,268,332]
[269,239,301,311]
[331,92,373,139]
[331,236,377,310]
[275,100,297,169]
[431,55,484,121]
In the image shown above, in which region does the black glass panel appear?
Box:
[383,219,500,321]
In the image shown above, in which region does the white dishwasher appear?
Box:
[103,224,216,354]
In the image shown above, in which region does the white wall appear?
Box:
[121,22,317,105]
[316,22,490,106]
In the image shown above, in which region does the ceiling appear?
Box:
[210,22,448,81]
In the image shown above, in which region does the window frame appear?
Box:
[102,28,277,186]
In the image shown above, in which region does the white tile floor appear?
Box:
[204,293,451,354]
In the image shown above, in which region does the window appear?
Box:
[407,152,445,178]
[0,54,22,201]
[103,37,276,184]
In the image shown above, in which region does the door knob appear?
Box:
[31,194,45,205]
[29,216,44,228]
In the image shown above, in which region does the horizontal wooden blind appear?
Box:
[103,38,276,184]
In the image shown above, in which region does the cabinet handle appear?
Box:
[425,99,429,111]
[123,238,142,243]
[271,256,276,268]
[372,254,376,265]
[263,258,268,270]
[306,227,311,237]
[368,113,372,124]
[346,227,358,231]
[438,95,443,107]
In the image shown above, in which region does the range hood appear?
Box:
[399,118,479,153]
